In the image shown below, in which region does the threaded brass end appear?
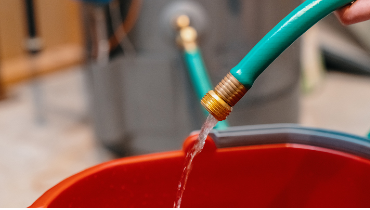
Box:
[201,90,232,121]
[201,73,248,121]
[215,73,248,106]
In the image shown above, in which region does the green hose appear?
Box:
[230,0,354,87]
[184,47,229,129]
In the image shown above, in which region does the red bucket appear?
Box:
[30,124,370,208]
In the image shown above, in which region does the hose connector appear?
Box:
[201,73,248,121]
[175,15,197,51]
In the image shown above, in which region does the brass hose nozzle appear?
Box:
[201,73,248,121]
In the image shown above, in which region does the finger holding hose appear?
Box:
[335,0,370,25]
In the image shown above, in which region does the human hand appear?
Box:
[335,0,370,25]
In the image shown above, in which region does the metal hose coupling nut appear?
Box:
[201,73,248,121]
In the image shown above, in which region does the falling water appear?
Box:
[174,114,219,208]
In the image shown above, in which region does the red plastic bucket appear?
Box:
[30,124,370,208]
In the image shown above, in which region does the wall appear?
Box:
[0,0,84,86]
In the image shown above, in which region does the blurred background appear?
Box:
[0,0,369,207]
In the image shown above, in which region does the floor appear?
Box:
[0,66,114,208]
[1,66,370,207]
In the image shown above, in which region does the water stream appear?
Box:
[174,114,219,208]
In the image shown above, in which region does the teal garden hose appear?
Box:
[176,15,229,129]
[184,47,229,129]
[201,0,354,121]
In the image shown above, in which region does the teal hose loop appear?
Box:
[183,47,229,129]
[184,47,213,101]
[230,0,353,87]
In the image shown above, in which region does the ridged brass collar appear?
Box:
[201,90,232,121]
[201,73,248,121]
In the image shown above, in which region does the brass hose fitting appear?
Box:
[201,73,248,121]
[175,15,197,51]
[174,15,247,121]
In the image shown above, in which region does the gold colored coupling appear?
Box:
[201,73,248,121]
[175,15,197,51]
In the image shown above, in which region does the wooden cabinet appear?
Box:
[0,80,4,99]
[0,0,84,86]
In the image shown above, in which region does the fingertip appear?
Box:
[334,0,370,25]
[335,6,354,25]
[338,16,355,25]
